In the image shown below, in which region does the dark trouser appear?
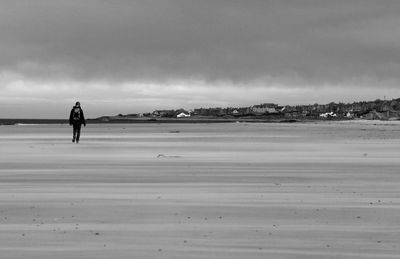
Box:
[72,123,82,141]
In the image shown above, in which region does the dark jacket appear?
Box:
[69,106,86,126]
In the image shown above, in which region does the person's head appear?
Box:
[75,101,80,107]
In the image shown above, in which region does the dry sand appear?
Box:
[1,121,400,259]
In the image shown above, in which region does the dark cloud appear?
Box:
[1,0,400,84]
[1,1,400,118]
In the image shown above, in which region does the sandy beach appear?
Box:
[1,121,400,259]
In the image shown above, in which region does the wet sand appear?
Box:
[1,121,400,258]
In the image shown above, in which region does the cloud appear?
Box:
[1,0,400,83]
[1,70,399,118]
[1,0,400,117]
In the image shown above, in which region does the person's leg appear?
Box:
[72,124,78,142]
[76,124,82,143]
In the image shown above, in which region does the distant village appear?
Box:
[98,97,400,122]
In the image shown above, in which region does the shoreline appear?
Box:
[1,117,399,125]
[0,117,350,125]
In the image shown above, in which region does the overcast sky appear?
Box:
[1,0,400,118]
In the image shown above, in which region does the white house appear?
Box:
[232,110,239,115]
[251,103,278,114]
[176,112,191,118]
[320,112,337,118]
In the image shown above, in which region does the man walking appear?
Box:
[69,101,86,143]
